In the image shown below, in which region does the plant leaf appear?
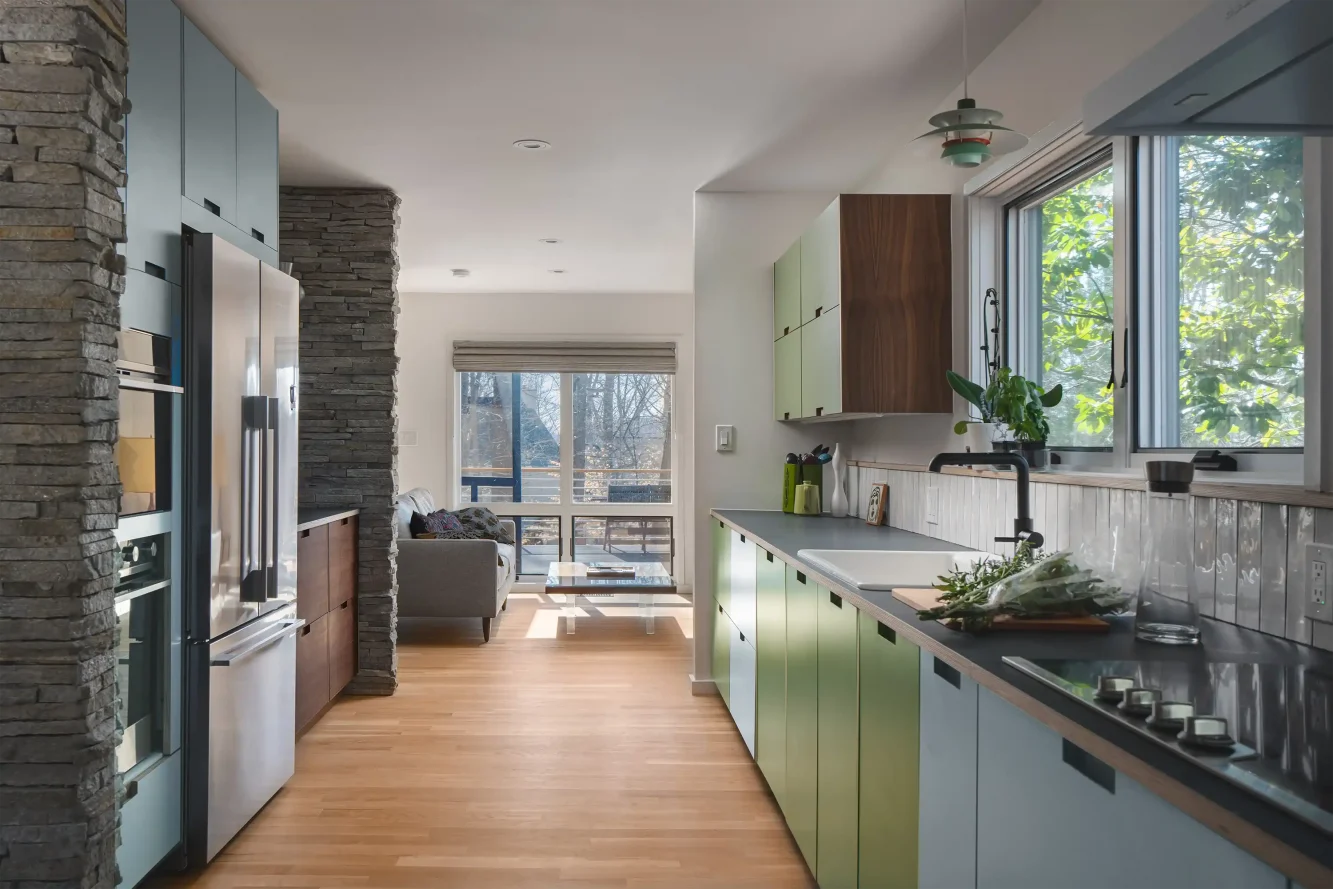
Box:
[1039,384,1064,408]
[953,420,970,435]
[946,370,986,409]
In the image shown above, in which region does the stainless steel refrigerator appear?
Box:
[183,233,302,864]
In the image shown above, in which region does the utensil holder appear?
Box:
[782,464,799,513]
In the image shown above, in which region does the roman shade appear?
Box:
[451,341,678,374]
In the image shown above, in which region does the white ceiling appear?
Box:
[178,0,1038,294]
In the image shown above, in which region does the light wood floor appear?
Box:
[157,592,813,889]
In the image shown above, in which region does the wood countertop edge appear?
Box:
[848,460,1333,509]
[709,509,1333,888]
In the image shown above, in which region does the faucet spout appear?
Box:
[928,451,1044,549]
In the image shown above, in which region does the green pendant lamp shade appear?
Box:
[916,0,1027,168]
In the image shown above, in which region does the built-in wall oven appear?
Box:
[117,329,179,516]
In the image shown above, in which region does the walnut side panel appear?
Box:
[839,194,952,414]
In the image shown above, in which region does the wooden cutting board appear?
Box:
[891,587,1110,633]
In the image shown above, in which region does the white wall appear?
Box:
[398,290,695,583]
[692,191,854,681]
[848,0,1208,465]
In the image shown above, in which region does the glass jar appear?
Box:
[1134,463,1200,645]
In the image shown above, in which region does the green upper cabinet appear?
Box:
[801,304,842,419]
[712,519,731,616]
[771,194,954,418]
[125,0,182,285]
[858,613,920,889]
[774,241,802,340]
[800,198,841,325]
[816,587,859,889]
[236,71,280,250]
[784,564,819,875]
[754,548,787,810]
[775,326,802,421]
[182,19,238,225]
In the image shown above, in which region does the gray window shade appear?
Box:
[452,341,677,374]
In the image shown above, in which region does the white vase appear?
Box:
[830,443,849,517]
[966,422,998,455]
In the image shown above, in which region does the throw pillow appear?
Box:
[409,511,429,538]
[421,509,464,536]
[451,506,515,545]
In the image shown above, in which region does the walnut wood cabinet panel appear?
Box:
[772,193,953,419]
[295,514,358,734]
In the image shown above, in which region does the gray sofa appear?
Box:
[395,488,516,641]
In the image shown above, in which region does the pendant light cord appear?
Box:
[962,0,969,100]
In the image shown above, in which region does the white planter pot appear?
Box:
[966,423,998,454]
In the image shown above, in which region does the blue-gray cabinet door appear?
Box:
[918,650,978,889]
[182,19,237,225]
[1115,774,1285,888]
[236,71,279,249]
[977,688,1128,888]
[125,0,182,284]
[729,629,756,757]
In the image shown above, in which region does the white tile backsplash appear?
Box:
[850,463,1333,651]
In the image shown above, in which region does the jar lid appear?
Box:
[1145,460,1193,494]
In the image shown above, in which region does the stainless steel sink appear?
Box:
[795,548,997,591]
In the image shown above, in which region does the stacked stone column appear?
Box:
[279,188,401,695]
[0,1,128,886]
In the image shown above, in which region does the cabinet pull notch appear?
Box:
[1063,740,1116,794]
[203,198,221,216]
[814,306,823,318]
[251,228,266,244]
[815,407,824,417]
[301,624,311,636]
[877,621,896,644]
[766,551,774,562]
[144,261,166,280]
[829,591,842,608]
[795,571,807,584]
[933,656,961,688]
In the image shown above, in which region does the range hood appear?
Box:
[1084,0,1333,135]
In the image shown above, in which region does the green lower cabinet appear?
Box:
[712,519,731,615]
[816,587,859,889]
[713,599,731,707]
[755,549,787,808]
[858,613,920,889]
[784,564,819,875]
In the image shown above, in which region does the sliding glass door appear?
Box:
[458,370,674,580]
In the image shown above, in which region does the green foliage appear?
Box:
[946,367,1060,442]
[1037,138,1304,449]
[918,544,1040,632]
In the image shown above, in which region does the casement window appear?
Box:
[984,129,1309,476]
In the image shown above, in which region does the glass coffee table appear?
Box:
[544,562,676,635]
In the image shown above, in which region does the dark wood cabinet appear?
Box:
[295,513,358,734]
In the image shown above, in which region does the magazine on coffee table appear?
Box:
[586,561,636,576]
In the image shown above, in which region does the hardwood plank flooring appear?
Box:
[154,593,812,889]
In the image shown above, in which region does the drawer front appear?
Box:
[296,524,330,621]
[295,613,330,732]
[327,598,356,696]
[328,515,358,609]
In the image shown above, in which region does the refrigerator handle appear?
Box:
[240,396,268,603]
[265,396,279,596]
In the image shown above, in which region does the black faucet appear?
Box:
[928,452,1045,549]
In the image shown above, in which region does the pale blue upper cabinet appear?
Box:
[125,0,182,284]
[182,18,237,225]
[918,651,979,889]
[235,71,279,249]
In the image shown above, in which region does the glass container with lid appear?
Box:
[1134,461,1200,645]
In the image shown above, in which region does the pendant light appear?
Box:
[915,0,1027,168]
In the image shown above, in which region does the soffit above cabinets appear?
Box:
[1083,0,1333,136]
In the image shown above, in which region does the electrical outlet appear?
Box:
[926,486,940,525]
[1306,543,1333,622]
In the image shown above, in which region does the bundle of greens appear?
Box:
[918,545,1128,632]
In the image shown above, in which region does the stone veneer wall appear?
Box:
[279,188,401,695]
[0,1,129,885]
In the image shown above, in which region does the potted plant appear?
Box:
[947,367,1062,469]
[945,369,1000,454]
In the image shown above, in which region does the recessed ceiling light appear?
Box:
[513,139,551,151]
[549,269,567,274]
[538,238,562,245]
[451,268,471,278]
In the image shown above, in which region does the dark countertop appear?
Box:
[712,509,1333,881]
[296,507,360,532]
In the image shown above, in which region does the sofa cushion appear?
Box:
[449,506,516,545]
[418,509,463,537]
[396,487,436,539]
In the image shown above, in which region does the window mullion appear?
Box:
[1111,136,1134,469]
[559,373,574,558]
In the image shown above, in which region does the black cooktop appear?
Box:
[1004,657,1333,835]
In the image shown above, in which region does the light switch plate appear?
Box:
[926,486,940,525]
[1306,542,1333,622]
[715,424,735,452]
